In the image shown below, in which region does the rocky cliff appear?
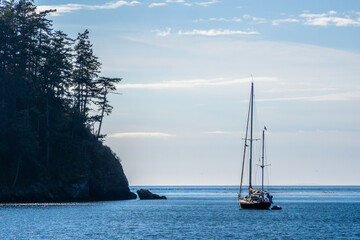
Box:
[0,142,136,203]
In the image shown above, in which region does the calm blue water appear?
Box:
[1,186,360,239]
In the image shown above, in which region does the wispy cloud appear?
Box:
[149,2,167,8]
[240,14,267,24]
[300,13,327,18]
[117,77,278,89]
[165,0,185,2]
[251,17,267,24]
[271,11,360,27]
[272,18,299,26]
[108,132,175,138]
[152,27,171,36]
[152,0,191,7]
[178,29,259,36]
[208,17,242,22]
[300,11,360,27]
[194,15,266,24]
[37,0,140,16]
[195,0,219,7]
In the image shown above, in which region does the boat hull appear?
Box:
[238,199,271,210]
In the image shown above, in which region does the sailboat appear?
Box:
[238,82,273,210]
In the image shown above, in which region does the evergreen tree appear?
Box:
[93,77,122,139]
[73,29,101,122]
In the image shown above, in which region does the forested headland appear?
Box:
[0,0,136,202]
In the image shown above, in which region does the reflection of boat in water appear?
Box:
[238,82,274,210]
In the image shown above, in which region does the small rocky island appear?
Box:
[137,189,167,200]
[0,1,136,203]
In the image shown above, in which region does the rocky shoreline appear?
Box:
[0,144,137,203]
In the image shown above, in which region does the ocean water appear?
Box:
[1,186,360,239]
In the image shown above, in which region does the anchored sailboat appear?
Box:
[238,82,273,210]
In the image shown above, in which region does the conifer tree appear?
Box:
[94,77,122,139]
[73,29,101,121]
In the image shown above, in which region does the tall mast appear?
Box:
[239,87,252,196]
[249,82,254,189]
[261,128,265,192]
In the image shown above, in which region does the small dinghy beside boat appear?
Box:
[271,205,282,210]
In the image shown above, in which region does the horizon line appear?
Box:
[129,184,360,187]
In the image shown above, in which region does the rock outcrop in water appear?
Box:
[137,189,167,200]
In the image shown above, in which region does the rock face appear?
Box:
[0,143,137,203]
[137,189,167,200]
[88,144,137,201]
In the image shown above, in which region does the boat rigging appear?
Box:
[238,82,275,210]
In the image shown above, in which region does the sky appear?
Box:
[35,0,360,186]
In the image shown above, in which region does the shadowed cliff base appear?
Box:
[0,141,137,203]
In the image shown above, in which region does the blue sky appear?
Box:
[35,0,360,185]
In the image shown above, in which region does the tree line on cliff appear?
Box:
[0,0,131,200]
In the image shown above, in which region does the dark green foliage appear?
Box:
[0,0,135,202]
[73,29,101,119]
